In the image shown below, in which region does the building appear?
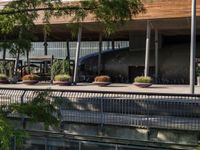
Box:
[0,0,200,84]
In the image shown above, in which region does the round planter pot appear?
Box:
[0,80,9,84]
[133,82,152,88]
[23,80,39,85]
[53,80,71,86]
[93,81,111,87]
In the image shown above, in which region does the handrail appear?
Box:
[0,87,200,97]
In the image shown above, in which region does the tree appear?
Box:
[0,0,145,78]
[0,91,61,149]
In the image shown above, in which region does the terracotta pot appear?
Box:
[133,82,152,88]
[53,80,71,86]
[23,80,39,85]
[93,81,111,86]
[0,80,9,84]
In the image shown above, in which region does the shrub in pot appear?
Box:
[22,74,40,85]
[93,75,111,86]
[133,76,152,88]
[0,74,9,84]
[53,74,71,86]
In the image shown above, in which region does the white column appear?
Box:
[155,29,159,83]
[73,26,82,84]
[144,20,151,77]
[98,33,103,75]
[190,0,196,94]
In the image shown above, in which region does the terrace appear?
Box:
[1,83,200,94]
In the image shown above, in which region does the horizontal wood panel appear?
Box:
[35,0,200,25]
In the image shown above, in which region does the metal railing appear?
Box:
[0,88,200,131]
[0,41,129,60]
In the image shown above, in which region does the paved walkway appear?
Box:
[0,82,200,94]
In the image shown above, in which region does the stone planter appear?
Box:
[53,80,71,86]
[93,81,111,87]
[23,80,39,85]
[0,80,9,84]
[133,82,152,88]
[197,76,200,86]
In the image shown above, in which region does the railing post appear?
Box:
[21,91,26,129]
[100,93,104,135]
[45,138,48,150]
[79,141,82,150]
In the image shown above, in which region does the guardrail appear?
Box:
[0,88,200,131]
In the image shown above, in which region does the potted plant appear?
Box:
[0,74,9,84]
[93,75,111,86]
[22,74,40,85]
[133,76,152,88]
[53,74,71,86]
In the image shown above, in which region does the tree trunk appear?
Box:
[3,48,6,60]
[3,36,6,59]
[14,50,20,76]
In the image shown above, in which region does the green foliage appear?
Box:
[0,115,27,150]
[52,59,69,77]
[79,0,145,35]
[196,143,200,150]
[134,76,152,83]
[0,61,15,78]
[196,66,200,76]
[0,74,8,80]
[0,0,145,47]
[54,74,71,81]
[9,92,61,130]
[0,91,62,149]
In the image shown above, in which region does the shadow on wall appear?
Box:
[79,42,200,84]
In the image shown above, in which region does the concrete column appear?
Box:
[155,29,159,83]
[98,33,103,75]
[144,20,151,77]
[190,0,196,94]
[73,26,82,84]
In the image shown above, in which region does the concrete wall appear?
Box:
[81,41,200,84]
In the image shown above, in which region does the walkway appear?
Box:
[0,83,200,94]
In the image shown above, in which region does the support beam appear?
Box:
[112,39,115,51]
[190,0,196,94]
[66,40,70,60]
[44,30,48,55]
[43,29,48,74]
[26,49,30,74]
[2,47,6,60]
[98,33,103,75]
[3,36,6,59]
[107,41,110,50]
[155,29,159,83]
[73,26,82,84]
[50,55,54,84]
[66,40,71,76]
[144,20,151,77]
